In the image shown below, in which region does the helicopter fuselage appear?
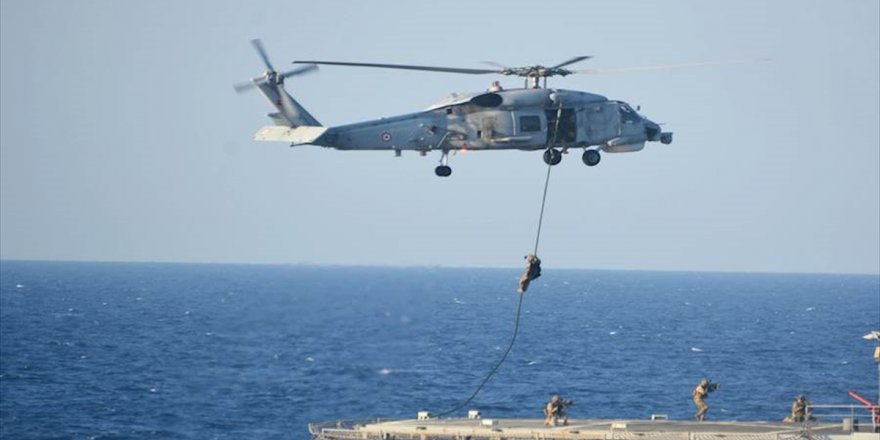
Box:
[310,87,671,156]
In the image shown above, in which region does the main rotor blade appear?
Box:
[551,56,593,69]
[251,39,275,72]
[481,61,508,69]
[293,60,500,75]
[574,58,769,75]
[280,64,318,79]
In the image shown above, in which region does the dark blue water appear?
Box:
[1,261,877,439]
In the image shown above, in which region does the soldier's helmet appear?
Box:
[700,379,709,386]
[797,394,805,400]
[551,395,560,403]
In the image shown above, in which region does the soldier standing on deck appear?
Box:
[692,379,717,422]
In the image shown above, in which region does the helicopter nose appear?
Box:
[645,120,661,141]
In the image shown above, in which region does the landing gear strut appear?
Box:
[582,149,601,166]
[435,150,452,177]
[542,148,562,166]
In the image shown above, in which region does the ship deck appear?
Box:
[310,417,877,440]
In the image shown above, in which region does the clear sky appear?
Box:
[1,0,878,274]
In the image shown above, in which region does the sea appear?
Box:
[0,261,878,439]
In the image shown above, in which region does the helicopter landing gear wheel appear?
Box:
[582,149,601,166]
[434,165,452,177]
[435,150,452,177]
[543,148,562,166]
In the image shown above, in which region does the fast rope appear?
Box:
[534,101,563,255]
[436,163,555,418]
[533,162,554,255]
[435,291,525,417]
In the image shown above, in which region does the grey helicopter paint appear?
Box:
[235,39,673,177]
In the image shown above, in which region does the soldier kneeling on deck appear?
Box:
[783,395,814,423]
[518,254,542,294]
[544,395,572,426]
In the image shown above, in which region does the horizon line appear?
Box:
[1,258,878,277]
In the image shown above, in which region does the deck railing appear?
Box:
[807,404,879,432]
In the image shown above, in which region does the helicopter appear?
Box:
[235,39,678,177]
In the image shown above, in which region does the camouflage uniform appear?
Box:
[693,379,710,421]
[784,395,811,423]
[544,395,568,426]
[518,254,542,293]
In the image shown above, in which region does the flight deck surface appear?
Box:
[310,417,878,440]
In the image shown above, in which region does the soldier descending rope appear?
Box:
[518,254,542,293]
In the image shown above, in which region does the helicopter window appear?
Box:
[520,116,541,132]
[619,103,640,123]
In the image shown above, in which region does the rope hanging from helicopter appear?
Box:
[435,291,526,417]
[533,101,564,255]
[436,102,562,418]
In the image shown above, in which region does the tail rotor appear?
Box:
[234,38,321,127]
[234,39,318,94]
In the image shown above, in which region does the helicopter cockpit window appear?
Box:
[619,103,640,123]
[520,115,541,132]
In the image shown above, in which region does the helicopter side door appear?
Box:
[546,108,577,145]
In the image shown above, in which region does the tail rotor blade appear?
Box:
[281,64,319,79]
[251,38,275,72]
[234,80,258,94]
